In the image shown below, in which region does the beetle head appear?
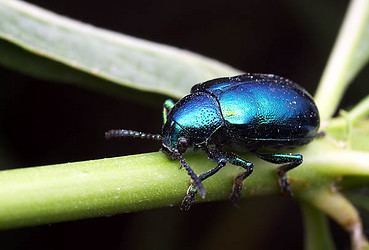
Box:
[161,119,191,159]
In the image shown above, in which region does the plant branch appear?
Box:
[300,190,369,250]
[314,0,369,121]
[1,139,369,230]
[302,202,335,250]
[327,95,369,132]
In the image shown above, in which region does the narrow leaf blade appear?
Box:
[0,0,240,98]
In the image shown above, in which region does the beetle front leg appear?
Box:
[256,153,303,195]
[180,159,227,211]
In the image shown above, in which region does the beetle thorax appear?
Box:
[161,92,225,155]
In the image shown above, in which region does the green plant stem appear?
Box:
[347,95,369,123]
[327,95,369,131]
[0,139,369,230]
[302,202,335,250]
[301,190,369,250]
[315,0,369,121]
[306,0,369,243]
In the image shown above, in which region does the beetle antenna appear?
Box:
[105,129,162,141]
[175,151,206,198]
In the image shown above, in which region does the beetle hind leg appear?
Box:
[226,153,254,204]
[256,153,303,195]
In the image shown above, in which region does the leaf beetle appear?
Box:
[106,73,320,211]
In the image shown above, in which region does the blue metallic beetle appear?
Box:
[106,73,320,211]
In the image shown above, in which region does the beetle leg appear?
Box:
[255,153,303,195]
[176,152,205,199]
[180,158,227,211]
[162,99,175,124]
[206,148,254,204]
[225,153,254,204]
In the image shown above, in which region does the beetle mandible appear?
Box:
[106,73,320,211]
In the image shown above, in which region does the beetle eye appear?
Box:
[177,137,188,153]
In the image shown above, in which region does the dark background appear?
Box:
[1,0,365,249]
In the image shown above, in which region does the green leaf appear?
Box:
[315,0,369,120]
[0,0,240,98]
[0,39,151,101]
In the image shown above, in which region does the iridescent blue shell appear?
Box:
[162,73,320,151]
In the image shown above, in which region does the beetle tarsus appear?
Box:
[256,153,303,196]
[181,156,228,210]
[180,186,197,211]
[180,192,196,211]
[198,187,206,199]
[230,174,245,204]
[277,173,292,196]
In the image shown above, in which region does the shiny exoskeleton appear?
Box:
[106,73,320,211]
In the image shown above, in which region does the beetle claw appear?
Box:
[278,175,293,196]
[180,185,197,211]
[189,183,206,199]
[180,192,196,211]
[198,187,206,199]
